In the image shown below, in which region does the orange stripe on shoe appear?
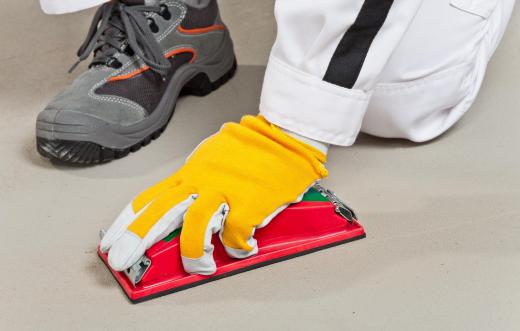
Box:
[109,48,196,82]
[177,24,225,35]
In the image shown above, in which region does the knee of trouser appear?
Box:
[361,61,481,143]
[360,0,513,142]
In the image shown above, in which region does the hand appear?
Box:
[100,115,328,275]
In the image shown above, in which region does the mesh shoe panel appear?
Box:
[95,52,193,114]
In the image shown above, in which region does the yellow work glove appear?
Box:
[100,115,328,275]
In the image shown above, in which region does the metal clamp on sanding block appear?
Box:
[314,183,357,223]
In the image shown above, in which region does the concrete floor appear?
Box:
[1,1,519,330]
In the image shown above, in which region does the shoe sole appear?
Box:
[37,59,237,165]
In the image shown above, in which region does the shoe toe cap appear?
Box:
[36,108,110,139]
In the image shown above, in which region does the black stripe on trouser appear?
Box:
[323,0,395,89]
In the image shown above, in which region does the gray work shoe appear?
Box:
[37,0,236,164]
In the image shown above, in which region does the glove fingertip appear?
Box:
[107,231,143,272]
[181,255,217,275]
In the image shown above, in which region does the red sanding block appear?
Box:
[98,184,366,303]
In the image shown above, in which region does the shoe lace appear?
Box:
[69,0,171,77]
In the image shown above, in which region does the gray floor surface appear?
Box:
[1,1,519,330]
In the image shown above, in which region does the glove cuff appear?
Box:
[280,128,329,156]
[239,115,329,178]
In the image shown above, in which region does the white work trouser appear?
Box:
[39,0,516,145]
